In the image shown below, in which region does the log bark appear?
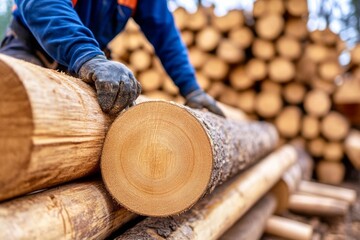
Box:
[265,216,313,240]
[115,146,297,239]
[0,54,111,202]
[220,194,277,240]
[298,181,357,204]
[101,100,279,216]
[345,130,360,169]
[289,193,349,217]
[0,181,136,240]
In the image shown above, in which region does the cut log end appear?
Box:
[101,101,213,216]
[0,58,33,188]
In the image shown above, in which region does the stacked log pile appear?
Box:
[108,0,360,185]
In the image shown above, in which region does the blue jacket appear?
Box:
[13,0,200,96]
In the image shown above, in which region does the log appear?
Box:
[252,38,275,60]
[316,161,345,184]
[211,10,244,33]
[237,90,256,113]
[229,66,254,90]
[218,86,240,107]
[216,39,245,64]
[304,90,331,117]
[125,19,140,32]
[321,111,350,141]
[0,181,136,239]
[323,142,343,162]
[115,146,297,239]
[196,26,221,52]
[301,116,320,140]
[253,0,285,17]
[289,193,349,216]
[173,7,187,30]
[275,106,302,138]
[307,138,326,158]
[0,54,111,202]
[310,29,338,46]
[351,44,360,65]
[311,77,336,95]
[276,36,302,60]
[101,100,279,216]
[123,32,145,51]
[185,8,207,31]
[298,181,357,204]
[202,56,229,81]
[196,72,211,91]
[138,69,163,92]
[144,91,174,101]
[181,30,194,47]
[162,76,179,96]
[188,47,208,69]
[255,13,284,40]
[255,91,283,118]
[265,216,313,240]
[220,194,277,240]
[269,57,295,83]
[129,49,152,71]
[283,82,306,104]
[229,26,254,49]
[305,44,329,63]
[296,57,317,83]
[286,0,308,17]
[345,130,360,169]
[207,82,226,99]
[285,18,308,40]
[261,80,282,94]
[318,61,342,81]
[245,59,267,81]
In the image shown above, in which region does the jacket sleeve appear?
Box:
[15,0,104,73]
[133,0,200,97]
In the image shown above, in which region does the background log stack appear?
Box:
[108,0,360,185]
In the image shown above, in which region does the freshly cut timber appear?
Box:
[115,146,297,239]
[321,111,350,141]
[316,161,345,184]
[0,181,136,239]
[0,54,111,201]
[265,216,313,240]
[220,194,277,240]
[255,13,284,40]
[101,101,279,216]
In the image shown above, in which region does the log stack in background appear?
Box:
[109,0,360,185]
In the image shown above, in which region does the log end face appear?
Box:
[0,55,33,199]
[101,101,213,216]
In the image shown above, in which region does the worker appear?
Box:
[0,0,224,117]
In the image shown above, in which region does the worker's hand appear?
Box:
[78,55,141,115]
[185,90,225,117]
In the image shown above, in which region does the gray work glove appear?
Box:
[78,55,141,115]
[185,89,225,117]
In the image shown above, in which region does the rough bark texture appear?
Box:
[0,181,136,240]
[220,194,277,240]
[0,54,111,202]
[187,107,279,193]
[114,146,297,239]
